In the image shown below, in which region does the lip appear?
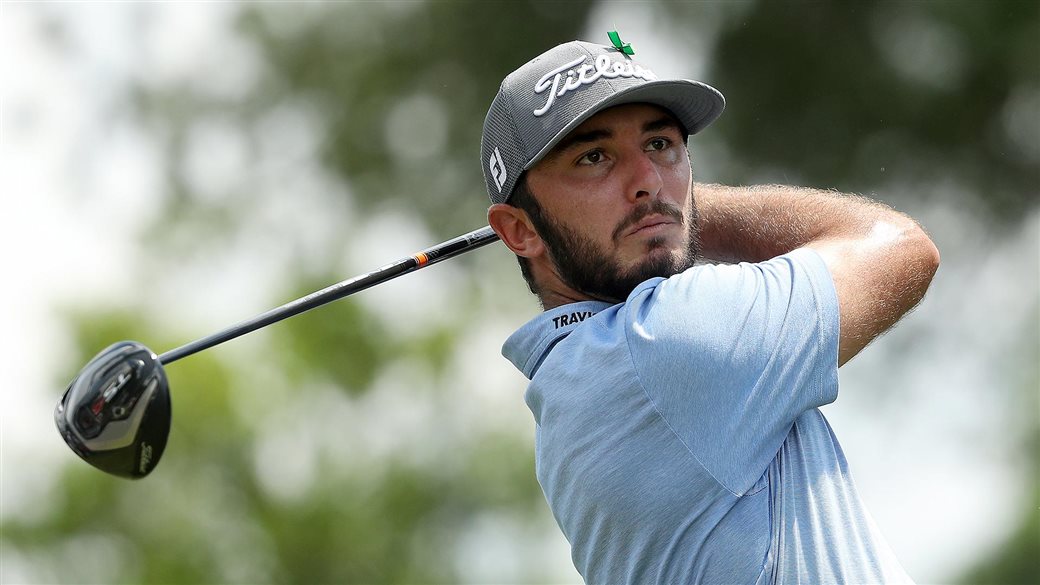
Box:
[626,214,676,237]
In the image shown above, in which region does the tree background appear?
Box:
[2,1,1037,583]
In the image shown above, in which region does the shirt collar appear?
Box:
[502,300,614,379]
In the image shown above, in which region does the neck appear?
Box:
[539,289,592,311]
[534,262,619,310]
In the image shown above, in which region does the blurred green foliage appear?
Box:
[280,292,391,394]
[238,0,597,236]
[9,1,1038,583]
[678,0,1039,218]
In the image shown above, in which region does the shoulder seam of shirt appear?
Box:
[620,284,743,498]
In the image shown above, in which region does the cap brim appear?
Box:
[523,79,725,171]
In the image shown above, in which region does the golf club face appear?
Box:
[54,341,171,479]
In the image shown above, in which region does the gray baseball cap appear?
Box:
[481,39,725,204]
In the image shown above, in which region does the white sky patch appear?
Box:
[136,1,262,100]
[254,100,327,182]
[252,415,319,504]
[183,115,252,204]
[384,93,450,162]
[448,317,539,438]
[453,510,581,584]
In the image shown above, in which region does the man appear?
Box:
[481,37,940,584]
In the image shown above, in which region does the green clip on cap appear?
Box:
[608,30,634,55]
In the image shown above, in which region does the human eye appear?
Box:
[576,149,606,166]
[645,137,672,152]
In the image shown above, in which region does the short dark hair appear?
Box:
[505,173,542,297]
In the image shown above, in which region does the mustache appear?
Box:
[611,200,685,242]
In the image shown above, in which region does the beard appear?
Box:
[530,198,702,303]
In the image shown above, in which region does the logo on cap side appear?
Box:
[533,54,657,117]
[489,147,507,193]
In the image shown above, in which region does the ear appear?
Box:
[488,203,545,259]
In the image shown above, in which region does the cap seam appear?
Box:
[502,79,529,201]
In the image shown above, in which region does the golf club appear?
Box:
[55,225,500,479]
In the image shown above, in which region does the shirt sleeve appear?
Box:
[623,248,840,495]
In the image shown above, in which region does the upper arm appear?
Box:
[806,218,940,366]
[625,256,840,492]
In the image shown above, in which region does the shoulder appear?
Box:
[625,249,832,316]
[619,250,838,362]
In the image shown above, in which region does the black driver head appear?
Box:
[54,341,171,479]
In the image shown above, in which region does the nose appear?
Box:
[625,152,664,203]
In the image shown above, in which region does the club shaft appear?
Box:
[158,226,500,365]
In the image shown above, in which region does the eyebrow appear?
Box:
[548,128,612,161]
[544,115,684,163]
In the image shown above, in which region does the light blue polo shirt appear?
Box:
[503,249,912,584]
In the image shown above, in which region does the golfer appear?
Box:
[483,37,939,584]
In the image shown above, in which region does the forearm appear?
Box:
[695,183,912,263]
[695,182,940,365]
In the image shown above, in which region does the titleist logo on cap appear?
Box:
[533,54,657,117]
